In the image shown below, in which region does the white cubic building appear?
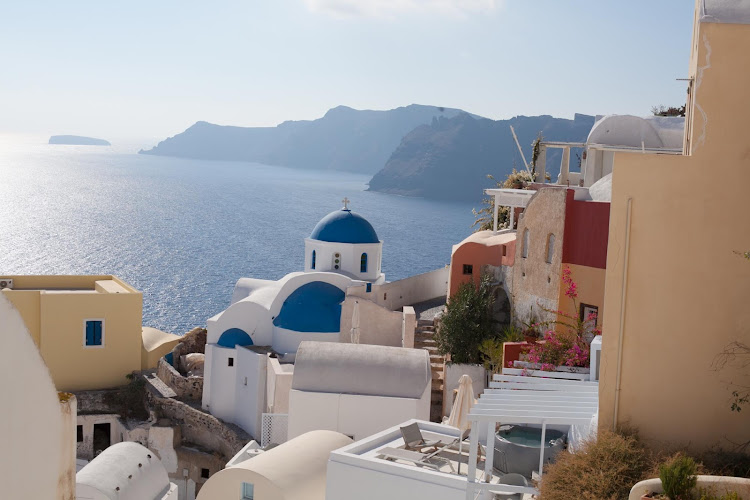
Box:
[288,341,431,441]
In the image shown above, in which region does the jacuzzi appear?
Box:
[493,425,566,478]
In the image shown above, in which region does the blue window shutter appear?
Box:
[85,321,94,345]
[94,321,102,345]
[312,250,316,270]
[360,253,368,273]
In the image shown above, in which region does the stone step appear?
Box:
[417,319,434,327]
[415,326,436,334]
[414,337,436,345]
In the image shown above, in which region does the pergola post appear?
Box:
[559,147,571,185]
[466,424,480,500]
[536,145,547,183]
[492,195,499,233]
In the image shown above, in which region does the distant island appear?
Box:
[49,135,110,146]
[143,105,595,201]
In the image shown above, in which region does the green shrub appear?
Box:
[539,429,650,500]
[435,274,497,364]
[660,455,698,500]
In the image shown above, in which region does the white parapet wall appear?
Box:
[347,266,449,312]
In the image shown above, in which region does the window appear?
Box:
[360,253,368,273]
[76,425,83,443]
[228,357,234,367]
[366,283,372,293]
[241,482,255,499]
[311,250,316,270]
[201,468,210,479]
[84,320,103,347]
[463,264,473,275]
[522,229,529,258]
[546,233,556,264]
[580,304,599,325]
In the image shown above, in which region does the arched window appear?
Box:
[311,250,316,270]
[522,229,529,258]
[546,234,555,263]
[360,253,368,273]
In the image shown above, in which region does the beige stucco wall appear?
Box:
[2,275,143,391]
[599,17,750,448]
[556,264,606,331]
[512,188,567,325]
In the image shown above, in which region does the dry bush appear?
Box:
[539,429,651,500]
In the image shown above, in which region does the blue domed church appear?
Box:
[202,200,387,436]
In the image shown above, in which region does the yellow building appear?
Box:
[1,275,179,392]
[599,0,750,448]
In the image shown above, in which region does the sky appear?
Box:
[0,0,695,145]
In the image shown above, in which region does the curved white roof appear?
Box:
[292,341,430,399]
[76,442,172,500]
[196,430,352,500]
[589,173,613,202]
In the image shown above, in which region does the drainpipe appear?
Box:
[613,197,633,431]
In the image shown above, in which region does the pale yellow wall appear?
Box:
[599,18,750,448]
[556,264,606,331]
[5,290,41,346]
[2,275,143,391]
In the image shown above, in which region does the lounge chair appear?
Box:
[400,423,444,452]
[377,447,455,473]
[492,473,529,500]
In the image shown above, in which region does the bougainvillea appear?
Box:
[521,266,599,370]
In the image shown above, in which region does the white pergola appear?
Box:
[464,374,599,500]
[484,188,537,233]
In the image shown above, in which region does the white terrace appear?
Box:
[326,372,599,500]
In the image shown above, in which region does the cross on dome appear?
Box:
[342,197,351,210]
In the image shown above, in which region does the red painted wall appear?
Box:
[449,239,516,297]
[562,189,610,269]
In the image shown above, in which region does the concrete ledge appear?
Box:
[629,475,750,500]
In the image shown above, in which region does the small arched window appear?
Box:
[522,229,529,258]
[311,250,316,270]
[360,253,368,273]
[546,234,555,264]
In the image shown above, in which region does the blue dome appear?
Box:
[273,281,345,333]
[310,209,379,244]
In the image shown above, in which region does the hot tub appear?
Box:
[493,425,566,478]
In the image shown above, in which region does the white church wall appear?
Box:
[339,297,404,347]
[347,266,450,311]
[233,347,268,440]
[273,326,340,354]
[202,345,237,420]
[287,390,429,442]
[206,300,273,346]
[304,239,383,282]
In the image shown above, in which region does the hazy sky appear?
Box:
[1,0,695,144]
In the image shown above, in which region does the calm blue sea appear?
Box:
[0,135,478,334]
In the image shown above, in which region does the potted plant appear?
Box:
[642,455,698,500]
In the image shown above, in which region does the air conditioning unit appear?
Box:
[0,278,13,289]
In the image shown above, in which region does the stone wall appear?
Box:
[169,327,207,373]
[157,358,203,401]
[512,188,568,326]
[150,394,249,459]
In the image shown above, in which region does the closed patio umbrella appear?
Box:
[350,300,360,344]
[447,374,475,474]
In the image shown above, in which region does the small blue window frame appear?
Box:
[366,283,372,293]
[241,482,254,499]
[84,319,104,347]
[360,253,368,273]
[311,250,316,270]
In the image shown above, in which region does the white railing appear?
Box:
[260,413,288,448]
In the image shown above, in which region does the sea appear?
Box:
[0,135,479,334]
